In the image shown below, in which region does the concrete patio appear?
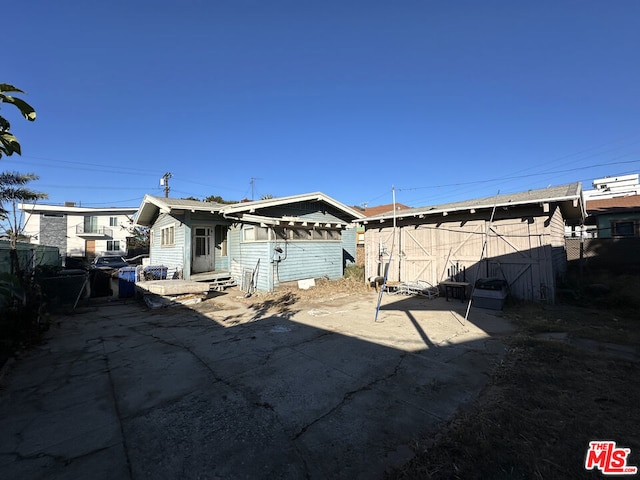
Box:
[0,290,515,479]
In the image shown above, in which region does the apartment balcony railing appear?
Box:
[75,225,113,238]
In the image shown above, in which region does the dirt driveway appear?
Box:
[0,287,514,479]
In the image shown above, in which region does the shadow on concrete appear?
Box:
[0,290,514,480]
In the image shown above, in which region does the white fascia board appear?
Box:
[18,203,137,214]
[221,192,364,220]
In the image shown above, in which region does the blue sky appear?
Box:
[3,1,640,210]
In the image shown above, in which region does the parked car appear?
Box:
[91,256,130,270]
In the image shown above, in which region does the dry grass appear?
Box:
[386,292,640,480]
[248,276,371,304]
[503,302,640,346]
[207,276,372,320]
[388,334,640,479]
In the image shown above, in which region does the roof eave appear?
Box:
[221,192,365,221]
[359,195,584,224]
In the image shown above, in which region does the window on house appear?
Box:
[274,228,288,241]
[243,227,255,242]
[611,220,638,237]
[83,216,98,233]
[161,225,175,246]
[290,228,310,240]
[107,240,120,251]
[195,228,210,256]
[215,225,228,256]
[326,230,341,241]
[243,226,270,241]
[109,217,118,227]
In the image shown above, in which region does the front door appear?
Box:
[192,227,214,273]
[86,240,96,258]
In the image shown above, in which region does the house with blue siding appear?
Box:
[585,194,640,238]
[135,192,364,291]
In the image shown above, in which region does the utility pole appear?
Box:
[250,177,262,201]
[160,172,172,198]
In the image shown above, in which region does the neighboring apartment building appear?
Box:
[18,202,138,260]
[583,173,640,201]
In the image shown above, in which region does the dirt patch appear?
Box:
[200,277,372,318]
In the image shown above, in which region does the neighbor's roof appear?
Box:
[135,195,226,226]
[586,194,640,213]
[17,203,138,215]
[360,203,410,217]
[221,192,365,220]
[358,183,585,223]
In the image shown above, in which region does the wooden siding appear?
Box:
[227,224,346,291]
[548,205,568,276]
[274,241,343,284]
[227,226,272,291]
[149,213,187,276]
[364,206,562,302]
[342,227,357,266]
[364,228,397,281]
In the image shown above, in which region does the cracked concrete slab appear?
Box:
[0,290,515,479]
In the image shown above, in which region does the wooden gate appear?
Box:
[399,227,436,283]
[400,221,486,285]
[486,219,554,302]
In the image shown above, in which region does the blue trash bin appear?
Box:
[118,267,137,298]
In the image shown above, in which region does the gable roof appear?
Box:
[358,183,585,223]
[221,192,364,220]
[135,192,364,227]
[135,195,227,226]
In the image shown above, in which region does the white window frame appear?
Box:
[161,224,175,246]
[243,226,271,242]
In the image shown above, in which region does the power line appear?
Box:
[398,159,640,192]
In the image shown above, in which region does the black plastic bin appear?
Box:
[118,267,137,298]
[90,269,113,297]
[474,278,509,291]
